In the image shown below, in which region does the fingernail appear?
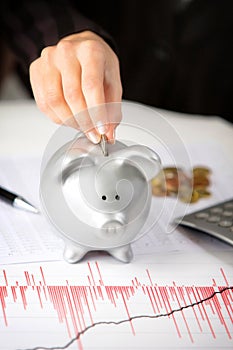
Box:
[96,121,108,135]
[86,131,100,144]
[106,128,115,144]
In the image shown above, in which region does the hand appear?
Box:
[29,31,122,143]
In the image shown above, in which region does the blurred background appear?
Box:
[0,0,232,124]
[0,42,30,100]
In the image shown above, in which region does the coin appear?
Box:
[196,189,211,198]
[100,134,108,156]
[180,189,199,203]
[151,171,166,196]
[151,165,212,204]
[193,176,210,188]
[193,166,211,176]
[151,186,167,197]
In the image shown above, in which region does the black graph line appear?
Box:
[17,285,233,350]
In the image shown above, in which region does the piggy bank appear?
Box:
[40,136,161,263]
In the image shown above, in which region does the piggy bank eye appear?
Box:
[102,195,107,200]
[115,194,120,200]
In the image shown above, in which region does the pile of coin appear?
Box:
[151,166,211,204]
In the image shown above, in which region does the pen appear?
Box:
[0,186,39,214]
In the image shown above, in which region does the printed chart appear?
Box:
[0,252,232,350]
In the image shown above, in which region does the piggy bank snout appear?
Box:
[101,220,125,237]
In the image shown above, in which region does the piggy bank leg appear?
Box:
[63,243,88,263]
[108,245,133,263]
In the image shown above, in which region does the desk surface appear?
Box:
[0,99,233,350]
[0,99,233,156]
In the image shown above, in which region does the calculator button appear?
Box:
[222,210,233,217]
[207,215,221,223]
[218,220,233,227]
[224,202,233,209]
[210,207,223,214]
[176,198,233,247]
[195,212,209,219]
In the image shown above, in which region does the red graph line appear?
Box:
[0,263,233,350]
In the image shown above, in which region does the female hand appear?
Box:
[29,31,122,143]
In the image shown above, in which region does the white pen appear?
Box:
[0,186,39,214]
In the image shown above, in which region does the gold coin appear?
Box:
[151,165,212,203]
[166,177,179,192]
[151,174,166,196]
[193,176,210,188]
[151,173,165,184]
[152,186,167,197]
[180,189,199,203]
[196,189,211,198]
[190,190,200,203]
[193,166,211,176]
[163,167,182,180]
[164,167,181,173]
[151,177,162,187]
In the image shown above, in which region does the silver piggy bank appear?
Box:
[40,136,161,263]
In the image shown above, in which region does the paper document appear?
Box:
[0,251,232,350]
[0,156,63,264]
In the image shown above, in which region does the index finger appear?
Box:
[78,42,109,135]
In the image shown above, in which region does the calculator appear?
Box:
[176,198,233,246]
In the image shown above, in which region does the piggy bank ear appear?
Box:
[44,142,93,185]
[61,148,94,184]
[116,145,161,181]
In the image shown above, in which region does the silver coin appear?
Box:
[100,134,108,156]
